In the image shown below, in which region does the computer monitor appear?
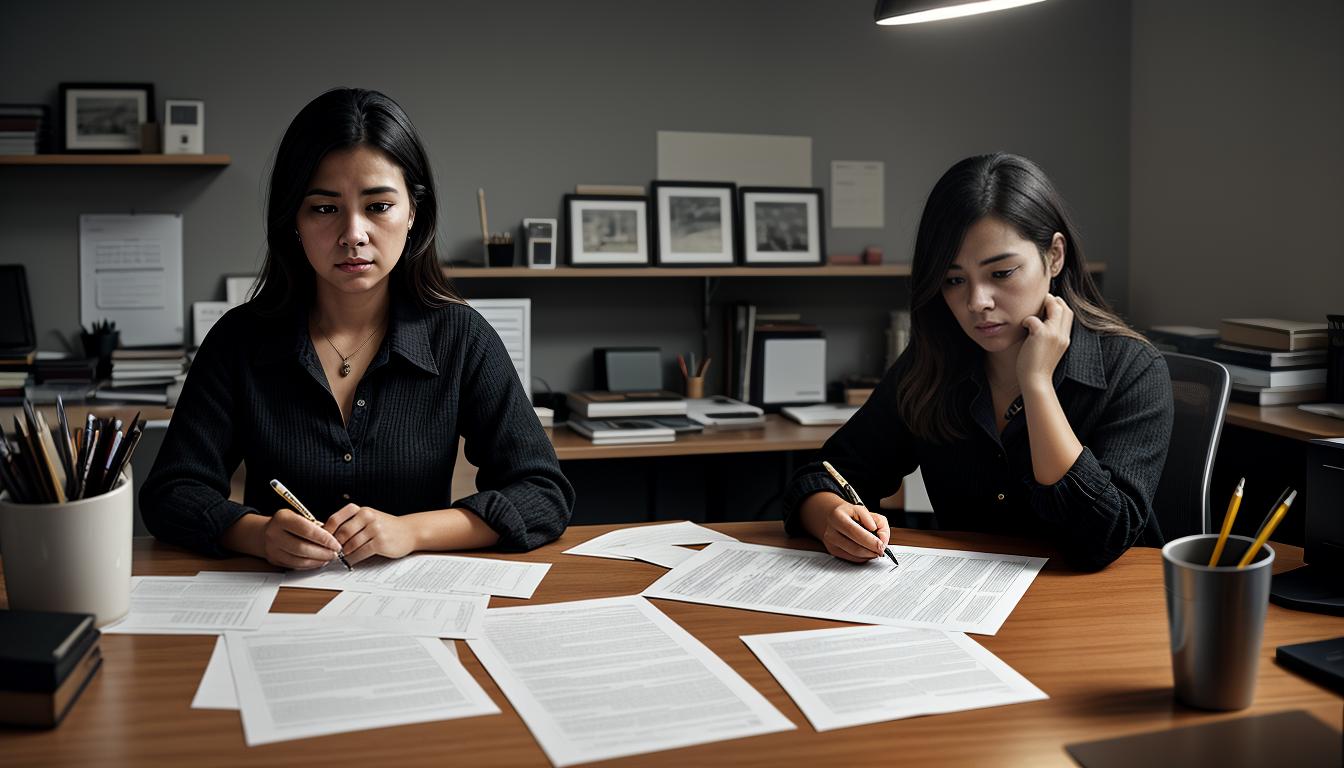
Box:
[0,265,37,355]
[1270,438,1344,614]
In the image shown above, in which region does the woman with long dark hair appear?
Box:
[141,88,573,567]
[784,153,1172,570]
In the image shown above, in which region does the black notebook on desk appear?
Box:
[1277,636,1344,694]
[1066,710,1341,768]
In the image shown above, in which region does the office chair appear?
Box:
[1150,352,1231,543]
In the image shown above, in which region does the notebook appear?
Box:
[1276,636,1344,693]
[1065,710,1341,768]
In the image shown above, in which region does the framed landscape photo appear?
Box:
[650,181,737,266]
[60,82,154,152]
[564,194,650,266]
[739,187,825,266]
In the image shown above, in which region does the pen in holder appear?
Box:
[80,319,119,381]
[679,353,710,399]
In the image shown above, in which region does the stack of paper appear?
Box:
[101,571,281,635]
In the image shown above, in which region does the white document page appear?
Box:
[78,213,184,346]
[831,161,885,228]
[193,613,460,710]
[283,553,550,599]
[741,625,1046,731]
[226,626,497,746]
[564,520,738,561]
[642,542,1046,636]
[315,590,488,639]
[467,595,793,767]
[102,574,281,635]
[612,543,697,569]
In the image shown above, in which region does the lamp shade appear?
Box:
[874,0,1048,26]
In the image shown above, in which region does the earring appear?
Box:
[294,229,301,242]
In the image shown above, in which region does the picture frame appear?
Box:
[563,194,650,266]
[60,82,154,153]
[650,181,737,266]
[739,186,825,266]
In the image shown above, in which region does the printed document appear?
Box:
[741,625,1046,731]
[642,542,1046,635]
[192,614,460,710]
[78,213,185,346]
[225,625,497,745]
[102,573,281,635]
[284,553,550,599]
[467,595,794,766]
[564,520,737,562]
[315,589,488,639]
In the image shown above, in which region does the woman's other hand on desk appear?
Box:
[801,492,891,563]
[325,504,416,565]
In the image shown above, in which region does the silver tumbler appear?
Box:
[1162,533,1274,710]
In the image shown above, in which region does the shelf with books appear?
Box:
[444,263,1108,279]
[0,154,231,166]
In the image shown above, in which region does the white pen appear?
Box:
[269,478,352,570]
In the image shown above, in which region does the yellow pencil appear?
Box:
[1236,489,1296,568]
[1208,477,1244,567]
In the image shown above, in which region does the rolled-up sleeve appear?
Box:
[139,314,255,557]
[455,317,574,551]
[1027,352,1173,570]
[783,355,919,537]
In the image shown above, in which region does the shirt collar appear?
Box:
[253,298,440,377]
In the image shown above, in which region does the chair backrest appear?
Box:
[1151,352,1231,543]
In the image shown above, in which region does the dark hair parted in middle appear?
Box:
[897,153,1146,444]
[252,87,461,312]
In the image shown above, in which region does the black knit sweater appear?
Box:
[784,322,1173,571]
[140,298,573,557]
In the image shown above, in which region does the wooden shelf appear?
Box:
[0,154,231,166]
[444,262,1106,279]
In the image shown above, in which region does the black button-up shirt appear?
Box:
[784,323,1173,570]
[140,298,573,557]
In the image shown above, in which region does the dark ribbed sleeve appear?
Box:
[139,310,254,557]
[782,355,919,537]
[1027,348,1173,571]
[454,311,574,551]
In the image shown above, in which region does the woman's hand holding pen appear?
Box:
[261,509,343,570]
[1016,293,1072,390]
[325,504,416,565]
[802,492,891,563]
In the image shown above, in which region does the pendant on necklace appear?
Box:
[340,360,352,377]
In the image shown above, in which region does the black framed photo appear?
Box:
[739,187,825,266]
[650,181,737,266]
[563,194,650,266]
[60,82,154,152]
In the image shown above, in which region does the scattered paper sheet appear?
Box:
[102,573,281,635]
[226,625,497,745]
[642,542,1046,635]
[564,521,737,561]
[315,590,488,639]
[830,161,885,228]
[741,625,1046,731]
[193,615,460,710]
[611,543,697,569]
[283,553,550,599]
[468,595,794,767]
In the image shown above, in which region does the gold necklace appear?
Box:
[317,324,382,377]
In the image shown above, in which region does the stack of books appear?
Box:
[0,350,34,405]
[26,355,98,404]
[1208,318,1329,406]
[0,610,102,728]
[0,104,51,155]
[565,390,684,444]
[99,347,189,404]
[567,418,676,445]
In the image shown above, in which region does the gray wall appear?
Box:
[1129,0,1344,330]
[1,0,1132,392]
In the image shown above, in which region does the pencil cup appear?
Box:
[1162,533,1274,710]
[0,471,133,627]
[685,376,705,399]
[486,242,515,267]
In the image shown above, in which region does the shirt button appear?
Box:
[996,493,1006,502]
[342,493,351,500]
[343,453,353,463]
[356,399,366,407]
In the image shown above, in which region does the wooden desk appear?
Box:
[3,523,1341,766]
[1224,403,1344,441]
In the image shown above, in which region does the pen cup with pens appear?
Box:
[0,399,145,626]
[1161,480,1294,710]
[679,354,710,399]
